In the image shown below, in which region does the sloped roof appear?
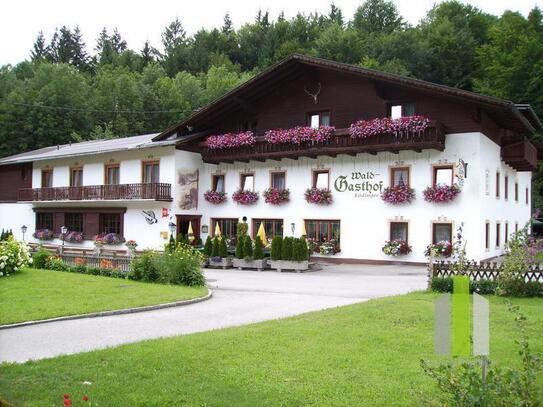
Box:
[0,133,174,166]
[153,54,539,141]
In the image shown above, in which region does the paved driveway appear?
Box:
[0,264,427,363]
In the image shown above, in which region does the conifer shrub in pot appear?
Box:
[233,235,269,270]
[208,236,232,269]
[270,237,310,272]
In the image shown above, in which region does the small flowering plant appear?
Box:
[95,232,125,245]
[382,240,412,256]
[381,184,415,205]
[126,239,138,248]
[62,231,84,243]
[423,184,461,203]
[263,187,290,205]
[0,237,32,277]
[204,131,255,150]
[304,188,333,205]
[33,229,54,240]
[264,126,335,145]
[204,190,227,204]
[350,115,430,139]
[425,240,453,258]
[319,239,340,255]
[232,189,259,205]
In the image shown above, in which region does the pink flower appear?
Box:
[205,131,255,150]
[264,126,335,145]
[381,184,416,204]
[232,189,259,205]
[304,188,333,205]
[204,190,227,204]
[263,188,290,205]
[350,115,430,139]
[423,184,461,203]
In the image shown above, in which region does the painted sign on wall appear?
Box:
[334,171,384,198]
[178,169,199,210]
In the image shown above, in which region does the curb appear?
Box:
[0,290,213,330]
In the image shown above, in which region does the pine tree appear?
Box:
[235,236,245,259]
[211,236,220,257]
[203,236,213,256]
[253,236,264,260]
[271,236,283,261]
[222,13,234,34]
[141,40,155,66]
[71,26,91,72]
[31,31,47,62]
[244,236,253,258]
[219,237,228,258]
[162,18,187,52]
[57,26,74,64]
[282,237,293,261]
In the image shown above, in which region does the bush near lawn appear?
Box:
[0,238,32,277]
[431,277,543,297]
[0,293,541,406]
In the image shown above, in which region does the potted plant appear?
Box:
[382,240,412,256]
[232,189,259,205]
[33,229,54,241]
[381,184,416,205]
[425,240,453,258]
[423,184,461,203]
[63,231,84,243]
[269,236,310,272]
[233,236,268,270]
[208,236,232,268]
[126,239,137,256]
[204,190,227,204]
[319,239,340,255]
[263,188,290,205]
[304,188,333,205]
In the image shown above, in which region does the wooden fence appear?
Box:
[60,252,132,273]
[431,261,543,283]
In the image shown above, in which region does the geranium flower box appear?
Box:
[33,229,54,241]
[232,258,268,271]
[425,241,453,258]
[304,188,332,205]
[232,189,259,205]
[382,240,412,256]
[263,188,290,205]
[423,184,461,203]
[264,126,335,145]
[350,115,430,139]
[204,190,227,204]
[204,131,255,150]
[269,260,309,273]
[381,184,415,205]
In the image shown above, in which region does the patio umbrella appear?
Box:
[187,221,195,242]
[257,222,267,244]
[214,222,222,238]
[300,221,306,237]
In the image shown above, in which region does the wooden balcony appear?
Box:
[501,140,538,171]
[18,183,173,202]
[200,121,446,164]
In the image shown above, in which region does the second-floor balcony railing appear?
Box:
[199,121,445,164]
[18,182,173,202]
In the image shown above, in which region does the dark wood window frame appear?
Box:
[251,218,284,239]
[496,222,501,247]
[270,171,287,189]
[142,160,160,183]
[387,101,416,118]
[504,175,509,200]
[304,219,341,246]
[240,172,255,191]
[390,166,410,188]
[485,221,490,250]
[211,174,225,193]
[526,187,529,205]
[69,166,83,187]
[41,168,53,188]
[389,221,409,244]
[515,182,519,202]
[65,212,84,233]
[210,218,239,239]
[432,165,454,187]
[495,172,500,198]
[104,163,120,185]
[306,110,331,127]
[36,213,54,230]
[312,169,330,189]
[505,222,509,244]
[99,213,121,235]
[432,222,453,244]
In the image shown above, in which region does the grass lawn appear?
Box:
[0,293,541,406]
[0,268,208,325]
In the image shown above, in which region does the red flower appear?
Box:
[63,394,70,399]
[63,399,72,407]
[83,395,89,401]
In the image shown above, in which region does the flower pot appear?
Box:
[208,257,233,269]
[269,260,309,273]
[232,258,268,271]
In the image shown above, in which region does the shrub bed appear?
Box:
[430,277,541,297]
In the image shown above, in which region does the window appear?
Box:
[433,166,453,187]
[390,222,408,243]
[388,102,415,119]
[305,220,340,245]
[505,222,509,244]
[99,213,121,234]
[105,164,120,185]
[70,167,83,187]
[495,172,500,198]
[239,121,257,132]
[390,167,410,187]
[496,222,501,247]
[526,187,529,205]
[515,222,519,233]
[270,171,286,189]
[212,174,225,193]
[240,173,254,191]
[142,160,159,183]
[41,169,53,188]
[36,213,53,230]
[65,213,83,232]
[312,169,330,189]
[504,176,508,200]
[515,182,519,202]
[211,218,238,239]
[485,221,490,250]
[252,219,283,239]
[307,111,330,128]
[433,223,452,243]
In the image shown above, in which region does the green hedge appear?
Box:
[271,237,309,262]
[430,277,542,297]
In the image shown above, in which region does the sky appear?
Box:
[0,0,540,66]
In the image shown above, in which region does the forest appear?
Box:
[0,0,542,203]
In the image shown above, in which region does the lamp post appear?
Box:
[168,221,176,250]
[60,225,67,253]
[21,225,27,241]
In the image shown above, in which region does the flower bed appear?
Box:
[204,190,227,204]
[263,188,290,205]
[423,184,461,203]
[62,231,83,243]
[425,240,453,257]
[304,188,332,205]
[264,126,335,145]
[350,115,430,139]
[381,184,415,204]
[318,239,340,255]
[204,131,255,150]
[94,233,125,245]
[33,229,54,241]
[382,240,412,256]
[232,189,259,205]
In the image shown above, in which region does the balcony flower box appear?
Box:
[232,258,268,271]
[381,184,415,205]
[204,190,227,204]
[232,189,259,205]
[33,229,54,241]
[423,184,461,203]
[263,188,290,205]
[425,241,453,258]
[350,115,430,139]
[264,126,335,145]
[304,188,332,205]
[204,131,255,150]
[208,256,233,269]
[62,231,83,243]
[95,233,126,246]
[269,260,309,273]
[382,240,412,256]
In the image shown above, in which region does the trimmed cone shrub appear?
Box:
[244,236,253,258]
[212,237,220,257]
[271,236,283,260]
[219,237,228,258]
[237,222,248,237]
[203,236,213,256]
[253,236,264,260]
[235,236,245,259]
[282,237,293,260]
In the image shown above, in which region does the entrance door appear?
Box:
[176,215,202,243]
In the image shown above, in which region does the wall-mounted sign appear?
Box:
[201,225,209,234]
[162,208,169,218]
[142,210,158,225]
[334,171,384,198]
[160,231,168,239]
[455,159,467,187]
[178,169,199,210]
